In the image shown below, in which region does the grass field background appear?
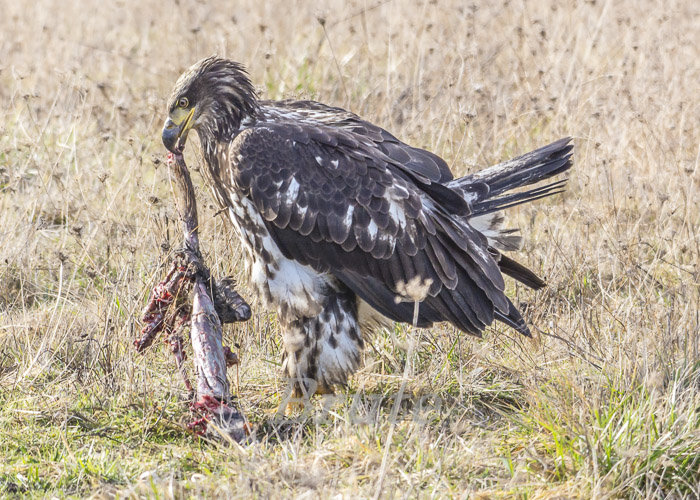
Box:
[1,0,698,497]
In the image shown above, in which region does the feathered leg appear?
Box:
[280,288,364,410]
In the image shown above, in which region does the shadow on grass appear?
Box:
[249,374,528,445]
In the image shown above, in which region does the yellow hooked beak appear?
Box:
[162,106,195,153]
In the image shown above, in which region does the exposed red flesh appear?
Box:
[136,152,251,442]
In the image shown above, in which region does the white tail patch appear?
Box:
[470,212,523,251]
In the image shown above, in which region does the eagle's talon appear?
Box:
[212,277,251,323]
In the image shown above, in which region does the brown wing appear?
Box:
[227,121,527,335]
[264,99,456,185]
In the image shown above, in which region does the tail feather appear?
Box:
[470,212,523,251]
[447,137,572,336]
[449,137,573,216]
[497,254,546,290]
[473,178,568,215]
[495,297,531,337]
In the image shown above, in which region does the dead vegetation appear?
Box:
[0,0,698,497]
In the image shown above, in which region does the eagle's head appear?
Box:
[162,56,258,153]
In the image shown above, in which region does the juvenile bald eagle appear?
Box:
[162,56,572,394]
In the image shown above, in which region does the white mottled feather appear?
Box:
[470,212,523,251]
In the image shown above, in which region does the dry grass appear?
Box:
[1,0,698,497]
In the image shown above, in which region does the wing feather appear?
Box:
[229,122,509,335]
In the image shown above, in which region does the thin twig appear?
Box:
[318,17,350,105]
[374,300,422,498]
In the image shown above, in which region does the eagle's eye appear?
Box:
[177,97,190,108]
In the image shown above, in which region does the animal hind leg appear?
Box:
[281,289,364,404]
